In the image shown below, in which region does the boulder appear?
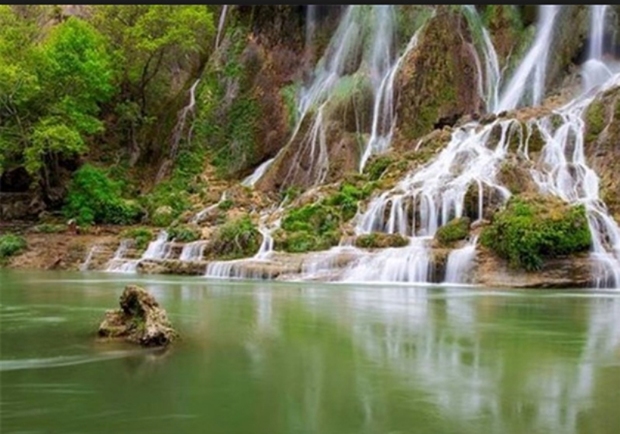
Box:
[98,285,178,347]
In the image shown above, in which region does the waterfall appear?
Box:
[444,236,478,284]
[342,237,433,283]
[215,5,229,50]
[588,5,608,60]
[105,239,138,273]
[141,230,172,260]
[245,6,434,188]
[528,74,620,288]
[462,5,502,112]
[254,216,280,260]
[496,5,560,112]
[359,15,430,172]
[356,120,515,236]
[582,6,614,93]
[79,245,100,272]
[191,192,227,224]
[179,241,208,262]
[241,158,275,187]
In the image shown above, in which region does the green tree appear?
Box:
[0,12,114,194]
[92,6,215,163]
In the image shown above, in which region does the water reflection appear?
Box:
[255,285,620,434]
[2,270,619,434]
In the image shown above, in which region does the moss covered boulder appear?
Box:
[394,6,482,145]
[98,285,178,347]
[480,194,592,271]
[354,232,409,249]
[434,217,471,247]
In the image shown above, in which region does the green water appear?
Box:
[1,270,619,434]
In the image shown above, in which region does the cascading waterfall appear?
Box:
[359,15,430,172]
[106,230,173,274]
[496,5,560,112]
[241,158,275,187]
[179,241,208,262]
[582,6,614,93]
[79,245,100,272]
[105,239,138,273]
[141,230,172,260]
[254,216,280,260]
[339,118,518,283]
[191,191,227,224]
[462,5,502,112]
[215,5,229,50]
[526,49,620,288]
[443,236,479,284]
[245,6,432,188]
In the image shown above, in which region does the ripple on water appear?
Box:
[0,350,151,372]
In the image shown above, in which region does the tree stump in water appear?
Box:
[98,285,178,347]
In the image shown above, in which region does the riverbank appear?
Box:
[1,223,596,289]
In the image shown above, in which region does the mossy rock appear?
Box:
[354,232,409,249]
[480,194,592,271]
[434,217,471,247]
[395,6,482,144]
[167,224,201,243]
[208,216,260,260]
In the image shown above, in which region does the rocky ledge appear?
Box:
[98,284,178,347]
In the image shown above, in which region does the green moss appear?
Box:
[355,232,409,249]
[217,198,234,211]
[209,215,260,259]
[364,154,394,181]
[584,100,606,143]
[0,233,27,259]
[480,195,592,271]
[435,217,471,247]
[167,224,201,243]
[120,227,154,250]
[280,83,300,131]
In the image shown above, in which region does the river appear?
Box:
[1,269,619,433]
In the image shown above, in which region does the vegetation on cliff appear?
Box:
[480,195,592,271]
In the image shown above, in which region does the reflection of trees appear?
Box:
[244,285,620,434]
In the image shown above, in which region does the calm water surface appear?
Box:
[1,269,619,434]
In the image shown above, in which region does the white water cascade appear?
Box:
[443,236,479,284]
[359,15,430,172]
[244,6,432,188]
[215,5,229,50]
[582,6,614,93]
[141,230,172,260]
[496,5,561,112]
[179,241,208,262]
[462,5,502,112]
[105,239,138,273]
[191,191,227,224]
[79,245,100,272]
[106,231,173,274]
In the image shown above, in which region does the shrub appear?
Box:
[63,164,144,226]
[210,216,260,259]
[480,195,592,271]
[0,233,27,258]
[167,224,201,243]
[435,217,471,247]
[364,154,394,181]
[355,232,409,249]
[217,198,234,211]
[120,227,154,250]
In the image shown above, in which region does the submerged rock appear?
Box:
[98,285,178,347]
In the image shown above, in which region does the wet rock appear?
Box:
[98,285,178,347]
